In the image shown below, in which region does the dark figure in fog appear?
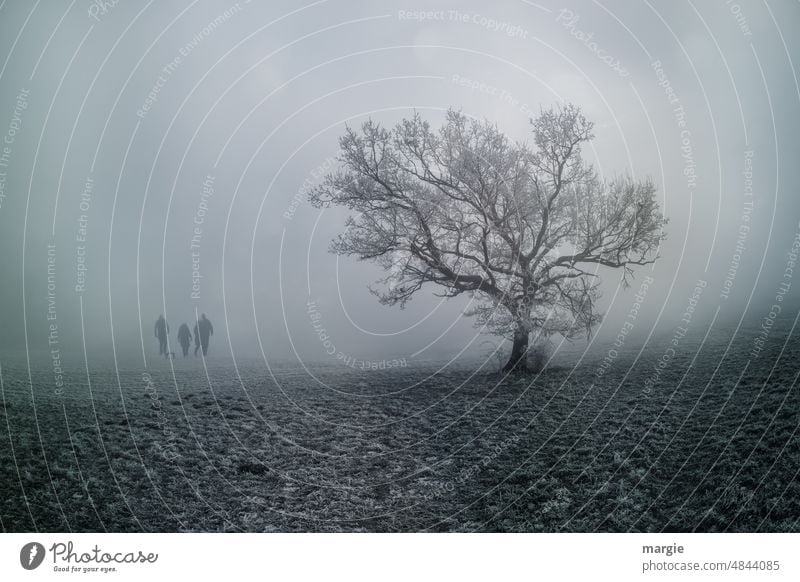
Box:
[177,323,192,357]
[197,313,214,356]
[193,322,201,356]
[154,315,169,357]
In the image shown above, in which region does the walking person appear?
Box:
[177,323,192,357]
[193,321,201,356]
[197,313,214,356]
[154,315,169,357]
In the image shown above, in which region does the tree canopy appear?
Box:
[310,105,667,371]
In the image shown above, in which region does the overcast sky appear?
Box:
[0,0,798,369]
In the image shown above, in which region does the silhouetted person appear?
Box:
[154,315,169,357]
[177,323,192,357]
[193,322,201,356]
[197,313,214,356]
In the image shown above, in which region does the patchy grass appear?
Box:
[1,322,798,532]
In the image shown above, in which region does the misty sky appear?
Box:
[0,0,798,369]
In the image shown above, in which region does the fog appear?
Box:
[0,0,798,369]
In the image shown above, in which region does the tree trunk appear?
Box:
[503,326,529,373]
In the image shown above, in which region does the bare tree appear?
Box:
[309,105,667,372]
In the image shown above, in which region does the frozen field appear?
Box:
[1,320,799,532]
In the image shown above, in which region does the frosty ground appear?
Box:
[1,320,798,532]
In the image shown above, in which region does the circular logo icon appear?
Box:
[20,542,45,570]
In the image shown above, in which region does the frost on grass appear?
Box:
[0,322,798,532]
